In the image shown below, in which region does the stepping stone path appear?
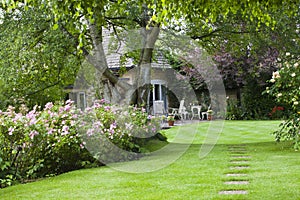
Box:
[219,144,251,196]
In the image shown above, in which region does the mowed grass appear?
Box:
[1,120,300,200]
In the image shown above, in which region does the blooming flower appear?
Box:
[8,127,14,135]
[47,128,54,135]
[45,102,53,110]
[291,73,296,77]
[104,106,111,111]
[29,130,39,140]
[29,118,38,126]
[86,128,94,137]
[61,125,69,135]
[152,127,156,132]
[125,122,133,130]
[59,107,64,113]
[13,113,23,122]
[100,99,106,104]
[277,93,282,97]
[26,110,36,120]
[66,99,74,105]
[110,122,117,130]
[64,104,72,112]
[272,71,280,79]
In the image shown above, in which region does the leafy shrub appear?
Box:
[273,113,300,149]
[226,77,290,120]
[226,98,244,120]
[266,53,300,149]
[241,78,283,120]
[78,100,161,163]
[0,100,161,188]
[0,101,93,188]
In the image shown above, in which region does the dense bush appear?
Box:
[241,80,275,119]
[225,98,244,120]
[78,100,161,163]
[0,100,161,188]
[226,78,291,120]
[266,53,300,149]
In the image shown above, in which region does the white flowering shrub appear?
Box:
[266,53,300,149]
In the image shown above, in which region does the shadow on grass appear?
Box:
[108,139,296,173]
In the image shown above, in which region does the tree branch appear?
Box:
[25,81,61,96]
[191,28,223,40]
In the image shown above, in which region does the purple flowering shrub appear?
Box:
[0,99,161,187]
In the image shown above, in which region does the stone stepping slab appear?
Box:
[219,190,248,195]
[226,173,248,177]
[230,160,249,164]
[224,180,249,185]
[229,166,250,170]
[231,155,251,159]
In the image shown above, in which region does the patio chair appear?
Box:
[201,104,211,120]
[191,105,202,120]
[178,99,190,120]
[153,100,166,116]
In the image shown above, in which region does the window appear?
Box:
[78,92,86,111]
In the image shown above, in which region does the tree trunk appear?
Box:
[88,22,135,104]
[135,26,160,106]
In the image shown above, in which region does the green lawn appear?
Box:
[1,120,300,200]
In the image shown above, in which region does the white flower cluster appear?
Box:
[270,71,280,83]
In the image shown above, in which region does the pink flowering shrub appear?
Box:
[0,99,161,187]
[0,100,93,188]
[78,100,161,163]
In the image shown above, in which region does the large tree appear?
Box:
[1,0,298,107]
[0,7,81,108]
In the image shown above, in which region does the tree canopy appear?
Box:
[0,0,299,108]
[0,6,81,108]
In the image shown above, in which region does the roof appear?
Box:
[102,28,172,71]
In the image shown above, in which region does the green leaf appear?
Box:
[52,23,59,30]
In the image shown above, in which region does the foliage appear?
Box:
[0,101,92,188]
[0,100,161,188]
[78,100,161,163]
[266,53,300,149]
[1,0,297,105]
[167,115,175,121]
[268,106,287,120]
[0,7,81,109]
[241,77,291,120]
[225,98,244,120]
